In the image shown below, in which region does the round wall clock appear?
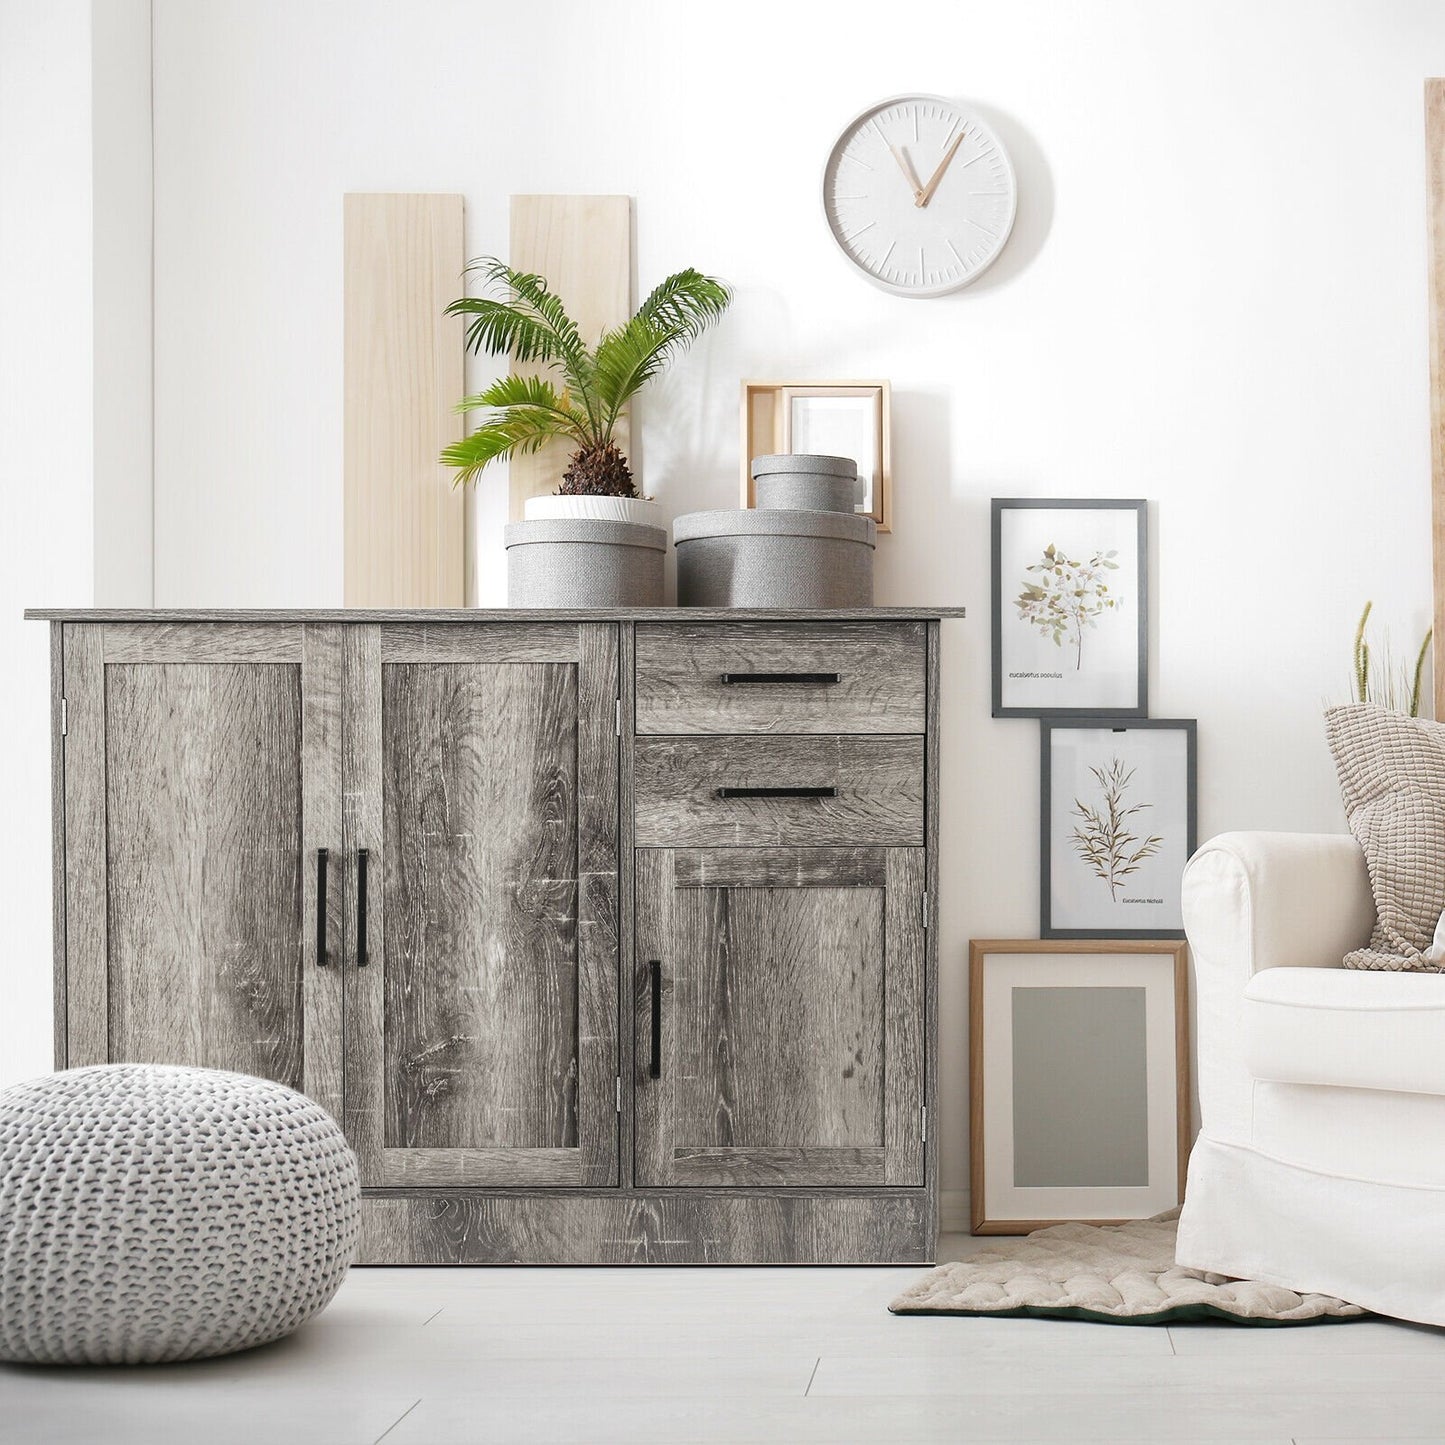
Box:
[822,94,1017,297]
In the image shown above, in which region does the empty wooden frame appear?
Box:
[969,938,1190,1235]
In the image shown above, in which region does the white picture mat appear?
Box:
[981,952,1180,1223]
[785,392,878,514]
[1049,727,1190,933]
[998,506,1141,712]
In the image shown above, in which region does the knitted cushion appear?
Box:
[0,1065,360,1365]
[1325,703,1445,972]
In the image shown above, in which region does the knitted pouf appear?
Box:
[0,1064,361,1365]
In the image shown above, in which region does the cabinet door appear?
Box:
[61,623,344,1118]
[635,847,924,1188]
[344,623,619,1188]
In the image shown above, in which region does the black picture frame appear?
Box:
[991,498,1148,719]
[1040,717,1198,940]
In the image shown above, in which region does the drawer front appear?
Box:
[634,735,924,847]
[634,621,926,735]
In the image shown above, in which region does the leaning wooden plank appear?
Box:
[508,195,632,520]
[344,193,465,607]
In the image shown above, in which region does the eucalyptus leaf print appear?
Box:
[1015,544,1124,670]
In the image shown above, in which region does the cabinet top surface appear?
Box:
[26,606,966,623]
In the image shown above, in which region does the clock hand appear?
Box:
[916,131,966,207]
[888,144,924,203]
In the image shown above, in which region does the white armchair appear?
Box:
[1175,831,1445,1326]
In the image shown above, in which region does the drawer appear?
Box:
[634,735,924,847]
[634,621,925,735]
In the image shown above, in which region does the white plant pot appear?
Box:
[523,494,663,527]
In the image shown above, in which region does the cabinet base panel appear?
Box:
[357,1191,934,1265]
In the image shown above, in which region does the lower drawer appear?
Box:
[633,735,924,847]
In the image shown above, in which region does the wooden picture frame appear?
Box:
[991,498,1148,719]
[969,938,1190,1236]
[1040,718,1197,940]
[741,379,892,531]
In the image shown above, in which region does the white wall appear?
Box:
[0,0,96,1086]
[139,0,1442,1217]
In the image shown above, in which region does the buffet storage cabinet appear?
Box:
[31,608,956,1265]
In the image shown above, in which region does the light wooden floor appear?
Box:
[4,1236,1445,1444]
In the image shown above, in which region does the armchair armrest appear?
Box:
[1182,832,1374,1141]
[1182,831,1374,977]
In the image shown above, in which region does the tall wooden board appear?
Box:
[344,193,466,607]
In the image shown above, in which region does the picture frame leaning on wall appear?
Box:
[992,498,1148,718]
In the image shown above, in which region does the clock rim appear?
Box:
[821,92,1018,299]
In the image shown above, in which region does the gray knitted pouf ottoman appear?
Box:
[0,1064,361,1365]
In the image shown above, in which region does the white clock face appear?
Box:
[823,94,1017,297]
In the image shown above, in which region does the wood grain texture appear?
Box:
[635,847,922,1191]
[104,662,306,1086]
[634,621,926,734]
[344,193,465,608]
[346,623,619,1189]
[29,606,969,623]
[300,626,345,1120]
[673,846,886,890]
[618,622,638,1184]
[50,625,66,1068]
[1428,81,1445,720]
[357,1190,933,1265]
[508,195,632,520]
[62,626,111,1067]
[101,621,303,663]
[380,621,580,664]
[923,619,941,1234]
[633,735,924,848]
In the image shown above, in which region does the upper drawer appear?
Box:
[634,621,926,735]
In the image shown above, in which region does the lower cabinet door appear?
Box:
[635,847,925,1188]
[343,622,620,1189]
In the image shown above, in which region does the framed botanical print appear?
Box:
[992,499,1147,718]
[1041,719,1197,939]
[969,938,1191,1234]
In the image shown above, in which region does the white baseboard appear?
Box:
[939,1188,970,1235]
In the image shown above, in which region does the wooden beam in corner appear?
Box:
[344,193,466,608]
[1426,82,1445,719]
[508,195,633,521]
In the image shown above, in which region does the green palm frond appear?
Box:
[592,272,731,431]
[454,374,590,440]
[441,259,731,488]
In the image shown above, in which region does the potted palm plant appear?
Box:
[442,259,731,605]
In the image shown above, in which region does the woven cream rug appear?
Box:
[890,1213,1367,1325]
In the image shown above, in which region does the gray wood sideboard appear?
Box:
[28,607,963,1265]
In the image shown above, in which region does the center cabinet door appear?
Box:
[635,847,925,1188]
[343,623,619,1189]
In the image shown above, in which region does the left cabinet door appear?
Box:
[342,622,620,1189]
[61,623,345,1120]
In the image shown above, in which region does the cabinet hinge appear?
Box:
[615,698,622,737]
[920,891,929,929]
[59,698,67,737]
[921,1105,928,1144]
[615,1075,622,1113]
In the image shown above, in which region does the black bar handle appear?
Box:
[356,848,370,967]
[715,786,838,800]
[316,848,330,966]
[649,960,662,1079]
[719,671,841,685]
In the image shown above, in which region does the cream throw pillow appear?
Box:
[1325,703,1445,972]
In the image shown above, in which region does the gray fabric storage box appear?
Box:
[505,518,667,607]
[750,453,860,514]
[674,508,875,608]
